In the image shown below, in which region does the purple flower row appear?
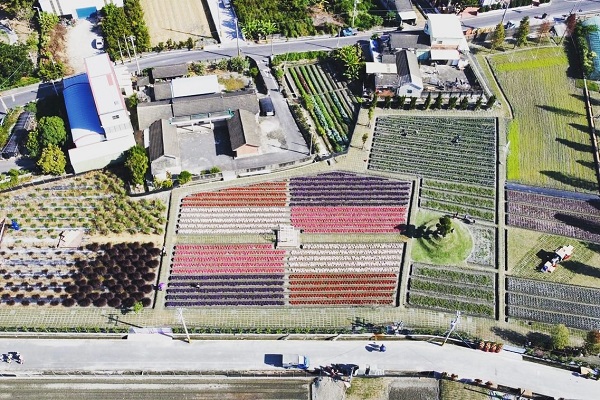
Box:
[170,274,284,281]
[168,280,284,287]
[166,300,285,307]
[166,293,285,301]
[167,287,284,294]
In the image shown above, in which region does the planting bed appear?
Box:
[177,172,411,235]
[466,225,496,267]
[506,188,600,244]
[0,242,160,308]
[407,263,496,317]
[369,116,496,187]
[506,277,600,330]
[285,63,358,152]
[0,171,166,244]
[167,242,404,307]
[421,179,496,222]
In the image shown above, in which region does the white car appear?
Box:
[94,37,104,50]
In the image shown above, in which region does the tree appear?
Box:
[515,17,530,47]
[123,0,151,51]
[37,116,67,148]
[185,37,195,50]
[0,43,34,89]
[178,170,192,185]
[485,95,497,109]
[458,96,469,110]
[538,20,551,44]
[565,14,577,37]
[474,96,483,111]
[409,97,417,109]
[37,144,66,175]
[447,96,458,109]
[490,23,505,50]
[4,0,35,19]
[132,301,143,313]
[101,4,130,60]
[585,330,600,355]
[25,129,41,159]
[124,145,148,185]
[422,92,432,110]
[332,45,364,81]
[361,133,368,150]
[551,324,570,350]
[229,56,249,73]
[435,216,453,237]
[432,93,443,109]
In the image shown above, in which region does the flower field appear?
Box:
[369,116,497,187]
[466,225,496,267]
[407,263,496,317]
[285,63,358,152]
[489,47,598,192]
[166,242,404,307]
[421,179,496,222]
[0,242,159,308]
[177,172,411,235]
[506,277,600,330]
[506,188,600,243]
[0,171,166,245]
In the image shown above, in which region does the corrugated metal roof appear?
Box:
[227,109,260,150]
[396,50,423,89]
[63,73,105,148]
[148,119,179,162]
[151,64,188,80]
[171,75,220,98]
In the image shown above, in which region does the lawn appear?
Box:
[488,47,598,193]
[439,380,497,400]
[411,210,473,266]
[507,227,600,287]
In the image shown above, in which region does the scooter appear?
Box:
[379,344,386,352]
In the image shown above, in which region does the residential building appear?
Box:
[227,110,261,158]
[148,119,181,180]
[424,14,469,64]
[38,0,123,18]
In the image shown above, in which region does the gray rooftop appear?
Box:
[387,31,430,52]
[394,0,414,12]
[227,109,260,150]
[152,82,172,101]
[396,50,423,89]
[172,90,259,117]
[148,119,180,162]
[137,101,173,131]
[151,64,188,81]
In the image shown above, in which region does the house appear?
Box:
[38,0,122,18]
[227,109,261,158]
[150,64,188,82]
[384,31,430,61]
[395,50,423,97]
[394,0,418,25]
[64,53,135,173]
[583,16,600,80]
[171,75,220,98]
[424,14,468,64]
[148,119,181,179]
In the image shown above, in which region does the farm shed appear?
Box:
[147,119,181,179]
[424,14,469,52]
[227,109,261,158]
[151,64,189,82]
[583,16,600,80]
[39,0,123,18]
[396,50,423,97]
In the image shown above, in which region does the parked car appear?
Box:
[340,27,358,37]
[94,37,104,50]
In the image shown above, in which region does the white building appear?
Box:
[38,0,123,19]
[424,14,469,64]
[65,53,135,173]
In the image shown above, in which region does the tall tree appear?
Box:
[550,324,570,350]
[0,42,34,89]
[124,145,149,185]
[101,4,130,60]
[565,14,577,37]
[123,0,151,52]
[37,144,66,175]
[435,216,453,237]
[490,23,505,50]
[333,44,363,81]
[37,116,67,148]
[5,0,35,19]
[538,20,552,44]
[515,17,530,47]
[585,330,600,355]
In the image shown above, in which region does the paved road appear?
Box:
[0,338,595,399]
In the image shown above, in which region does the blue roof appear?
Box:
[63,73,105,147]
[583,17,600,80]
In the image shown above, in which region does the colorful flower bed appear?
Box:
[505,189,600,244]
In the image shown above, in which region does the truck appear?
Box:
[541,245,574,273]
[281,354,310,369]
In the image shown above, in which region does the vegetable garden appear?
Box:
[285,63,358,153]
[407,263,496,317]
[506,188,600,244]
[506,277,600,330]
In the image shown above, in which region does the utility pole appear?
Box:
[235,17,240,57]
[176,308,191,343]
[123,35,132,62]
[117,39,125,64]
[442,311,460,346]
[129,35,141,76]
[351,0,359,28]
[500,0,509,26]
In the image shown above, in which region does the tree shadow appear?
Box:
[555,137,594,153]
[536,249,555,262]
[570,93,600,107]
[576,159,597,169]
[561,260,600,280]
[568,122,590,134]
[540,170,598,192]
[536,104,583,118]
[526,331,551,349]
[554,212,600,235]
[491,327,526,346]
[398,224,435,239]
[563,39,581,79]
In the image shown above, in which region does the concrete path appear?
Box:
[0,338,595,399]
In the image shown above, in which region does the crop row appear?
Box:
[424,180,495,198]
[421,188,495,210]
[420,199,495,221]
[507,306,600,331]
[507,292,600,319]
[506,277,600,304]
[412,264,494,286]
[407,293,495,317]
[409,278,495,302]
[506,214,600,244]
[507,202,600,224]
[506,190,600,216]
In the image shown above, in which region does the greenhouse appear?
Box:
[583,16,600,80]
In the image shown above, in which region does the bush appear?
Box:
[107,298,121,308]
[78,298,92,307]
[62,298,75,307]
[141,297,152,307]
[93,298,108,307]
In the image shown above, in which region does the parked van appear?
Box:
[259,97,275,116]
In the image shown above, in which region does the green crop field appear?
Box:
[507,227,600,287]
[489,47,598,193]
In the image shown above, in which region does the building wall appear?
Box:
[39,0,123,18]
[235,145,259,158]
[396,83,422,97]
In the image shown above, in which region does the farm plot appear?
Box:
[422,179,496,222]
[0,171,166,245]
[141,0,213,46]
[407,263,496,317]
[466,225,496,267]
[0,242,160,308]
[285,63,358,153]
[508,229,600,287]
[369,116,497,187]
[506,188,600,244]
[488,47,598,193]
[506,277,600,330]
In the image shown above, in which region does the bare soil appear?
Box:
[141,0,213,46]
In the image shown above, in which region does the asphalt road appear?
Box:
[0,338,596,399]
